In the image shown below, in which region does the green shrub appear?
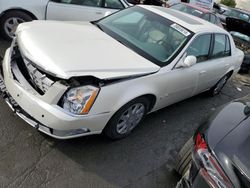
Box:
[220,0,236,8]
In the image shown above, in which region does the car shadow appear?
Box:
[43,90,237,188]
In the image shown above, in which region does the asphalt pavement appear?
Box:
[0,38,250,188]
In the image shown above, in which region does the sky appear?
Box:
[236,0,250,11]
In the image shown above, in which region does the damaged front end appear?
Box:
[0,41,101,139]
[0,39,156,139]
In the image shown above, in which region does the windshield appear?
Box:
[223,9,250,22]
[96,6,192,66]
[170,4,204,17]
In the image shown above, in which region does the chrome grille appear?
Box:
[23,59,54,93]
[10,41,55,94]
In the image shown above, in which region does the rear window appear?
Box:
[212,34,231,58]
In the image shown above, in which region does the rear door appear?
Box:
[192,33,231,94]
[46,0,125,22]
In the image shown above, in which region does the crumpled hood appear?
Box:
[16,21,160,79]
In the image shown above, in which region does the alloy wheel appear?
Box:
[116,103,145,134]
[4,17,25,38]
[213,75,228,95]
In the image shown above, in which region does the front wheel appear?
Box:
[103,97,150,140]
[0,11,33,40]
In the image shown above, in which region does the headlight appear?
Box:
[63,85,99,115]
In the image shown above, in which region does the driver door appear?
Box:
[155,34,214,109]
[155,65,199,110]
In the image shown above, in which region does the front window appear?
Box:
[186,34,212,63]
[96,6,192,66]
[170,4,204,17]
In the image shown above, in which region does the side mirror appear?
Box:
[176,55,197,68]
[184,56,197,67]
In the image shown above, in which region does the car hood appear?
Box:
[226,17,250,37]
[16,21,160,80]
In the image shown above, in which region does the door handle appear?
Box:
[95,11,102,15]
[199,70,207,75]
[224,64,230,67]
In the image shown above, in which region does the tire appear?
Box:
[103,97,150,140]
[208,73,230,96]
[0,11,33,40]
[175,137,193,176]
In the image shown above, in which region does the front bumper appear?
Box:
[0,49,112,139]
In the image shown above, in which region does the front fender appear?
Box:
[90,74,158,116]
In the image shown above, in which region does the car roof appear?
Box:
[139,5,226,34]
[179,2,211,13]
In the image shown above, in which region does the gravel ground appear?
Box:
[0,37,249,188]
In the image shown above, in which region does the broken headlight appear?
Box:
[63,85,99,115]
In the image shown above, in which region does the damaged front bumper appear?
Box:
[0,65,91,139]
[0,49,111,139]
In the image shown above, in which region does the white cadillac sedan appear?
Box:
[0,5,244,139]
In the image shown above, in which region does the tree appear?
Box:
[220,0,236,8]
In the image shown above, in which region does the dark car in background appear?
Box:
[175,95,250,188]
[170,3,223,27]
[226,17,250,73]
[240,55,250,73]
[216,5,250,28]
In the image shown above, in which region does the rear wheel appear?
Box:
[208,73,230,96]
[103,97,150,140]
[175,137,193,176]
[0,11,33,40]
